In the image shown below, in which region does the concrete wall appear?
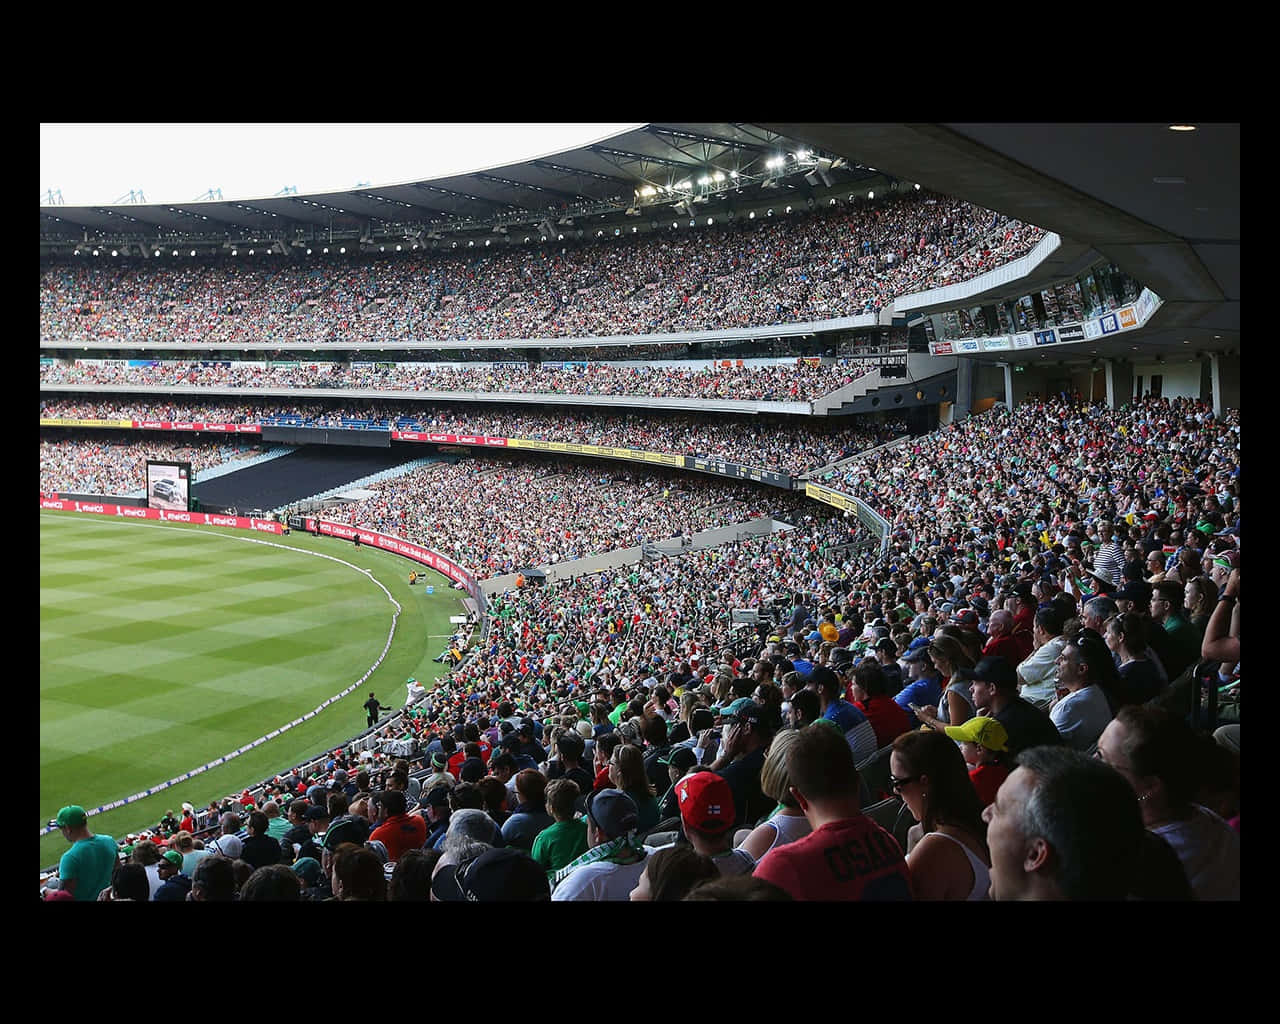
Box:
[1131,361,1202,401]
[478,517,791,595]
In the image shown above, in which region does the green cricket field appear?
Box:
[39,511,463,871]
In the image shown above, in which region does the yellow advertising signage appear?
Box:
[805,482,854,512]
[39,418,133,429]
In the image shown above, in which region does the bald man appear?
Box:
[983,609,1029,664]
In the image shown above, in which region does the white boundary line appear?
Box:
[39,513,402,836]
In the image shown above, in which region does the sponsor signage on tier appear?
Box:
[1034,329,1058,346]
[389,431,787,486]
[38,498,283,533]
[1056,324,1085,342]
[1013,333,1034,349]
[932,341,953,355]
[1099,313,1120,334]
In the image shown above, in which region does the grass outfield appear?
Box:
[40,510,463,870]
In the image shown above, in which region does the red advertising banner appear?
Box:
[310,519,477,595]
[391,431,505,447]
[39,498,282,534]
[129,420,260,433]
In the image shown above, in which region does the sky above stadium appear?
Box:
[39,123,644,207]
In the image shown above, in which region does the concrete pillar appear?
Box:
[1209,354,1234,416]
[1003,362,1014,412]
[1107,359,1133,408]
[955,357,974,416]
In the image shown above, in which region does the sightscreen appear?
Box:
[145,460,192,511]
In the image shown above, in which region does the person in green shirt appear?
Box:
[52,805,118,901]
[530,779,589,875]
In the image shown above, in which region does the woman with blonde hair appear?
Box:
[731,729,812,861]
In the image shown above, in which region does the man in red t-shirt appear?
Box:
[753,723,912,901]
[368,790,427,862]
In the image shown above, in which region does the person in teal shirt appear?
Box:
[53,805,118,901]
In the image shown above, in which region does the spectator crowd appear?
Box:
[40,190,1044,345]
[43,390,1239,902]
[41,357,873,404]
[41,397,909,477]
[39,435,261,496]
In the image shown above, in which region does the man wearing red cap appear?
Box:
[673,770,755,876]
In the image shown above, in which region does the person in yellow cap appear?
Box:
[944,716,1011,808]
[51,805,118,901]
[819,621,839,644]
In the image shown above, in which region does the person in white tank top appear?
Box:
[732,730,814,862]
[891,730,993,900]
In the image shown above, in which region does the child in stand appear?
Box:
[943,715,1012,808]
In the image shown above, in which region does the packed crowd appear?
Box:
[833,395,1240,561]
[38,435,260,496]
[44,392,1239,901]
[40,397,909,476]
[40,358,872,403]
[40,191,1045,345]
[318,456,805,578]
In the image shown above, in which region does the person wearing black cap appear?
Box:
[422,785,453,850]
[920,657,1062,759]
[701,701,777,829]
[1149,580,1201,681]
[551,789,657,901]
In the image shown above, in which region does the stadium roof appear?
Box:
[40,122,1238,361]
[761,123,1239,362]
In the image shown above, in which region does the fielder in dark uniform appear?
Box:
[364,693,390,728]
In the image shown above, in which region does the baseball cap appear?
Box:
[305,805,330,821]
[431,846,551,902]
[713,697,751,718]
[733,700,774,730]
[952,609,980,630]
[291,857,323,885]
[1114,580,1152,603]
[423,785,451,808]
[585,788,639,839]
[957,656,1017,692]
[54,805,87,829]
[944,715,1010,752]
[675,772,736,835]
[161,850,183,868]
[430,752,448,769]
[658,746,699,773]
